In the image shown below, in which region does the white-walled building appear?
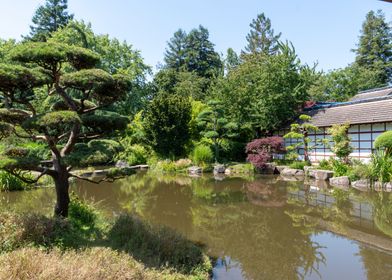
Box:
[276,87,392,163]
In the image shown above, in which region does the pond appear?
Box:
[2,171,392,280]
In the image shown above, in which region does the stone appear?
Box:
[314,170,334,181]
[304,166,315,177]
[276,166,288,174]
[258,163,277,174]
[280,168,305,177]
[213,164,226,174]
[308,169,317,178]
[188,166,202,175]
[374,182,392,192]
[329,176,350,188]
[115,160,130,168]
[351,179,371,191]
[224,168,231,175]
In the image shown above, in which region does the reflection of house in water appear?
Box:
[288,187,374,229]
[276,87,392,162]
[287,187,392,252]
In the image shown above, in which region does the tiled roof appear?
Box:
[307,98,392,127]
[349,87,392,102]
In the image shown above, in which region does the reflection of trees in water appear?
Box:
[0,188,55,215]
[368,192,392,238]
[245,179,287,208]
[359,246,392,280]
[190,202,325,280]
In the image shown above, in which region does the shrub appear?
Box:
[289,161,311,170]
[347,162,372,181]
[66,139,122,167]
[192,145,213,165]
[328,124,353,163]
[108,214,210,275]
[0,171,32,191]
[374,131,392,155]
[68,194,97,231]
[331,158,351,177]
[117,144,148,166]
[246,136,285,168]
[318,159,332,170]
[370,149,392,183]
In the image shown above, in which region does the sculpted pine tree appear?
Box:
[353,10,392,85]
[244,13,281,55]
[27,0,74,42]
[0,42,131,217]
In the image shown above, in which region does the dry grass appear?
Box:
[0,247,192,280]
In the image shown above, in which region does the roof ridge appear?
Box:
[357,85,392,95]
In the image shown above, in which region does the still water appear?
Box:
[2,171,392,280]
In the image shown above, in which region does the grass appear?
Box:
[0,197,212,279]
[0,247,193,280]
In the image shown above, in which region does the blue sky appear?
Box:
[0,0,391,72]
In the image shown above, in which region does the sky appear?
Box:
[0,0,391,73]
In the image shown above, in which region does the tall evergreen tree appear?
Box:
[224,48,240,74]
[353,10,392,85]
[27,0,74,42]
[164,29,188,71]
[244,13,281,55]
[185,25,222,78]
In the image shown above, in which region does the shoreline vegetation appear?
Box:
[0,197,212,280]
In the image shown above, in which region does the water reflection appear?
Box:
[2,172,392,279]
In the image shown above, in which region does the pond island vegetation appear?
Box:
[1,0,392,279]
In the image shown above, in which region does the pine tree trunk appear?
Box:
[53,159,70,217]
[54,174,70,217]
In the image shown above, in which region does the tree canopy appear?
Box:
[26,0,74,42]
[0,41,131,217]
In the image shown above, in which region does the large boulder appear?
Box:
[329,176,350,188]
[276,166,288,174]
[314,170,334,181]
[280,168,305,177]
[351,179,371,191]
[188,166,202,175]
[213,164,226,175]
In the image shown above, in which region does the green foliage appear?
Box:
[26,0,73,42]
[10,42,99,71]
[0,63,49,92]
[289,161,311,170]
[374,131,392,155]
[328,123,353,162]
[116,144,148,166]
[353,10,392,85]
[191,145,213,165]
[68,194,97,231]
[66,139,122,167]
[370,150,392,183]
[318,159,333,170]
[244,13,281,55]
[22,111,81,137]
[163,26,222,79]
[144,93,191,158]
[0,171,32,192]
[81,110,129,134]
[215,43,313,137]
[330,158,350,177]
[197,99,238,162]
[347,162,372,181]
[284,114,320,162]
[0,147,41,170]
